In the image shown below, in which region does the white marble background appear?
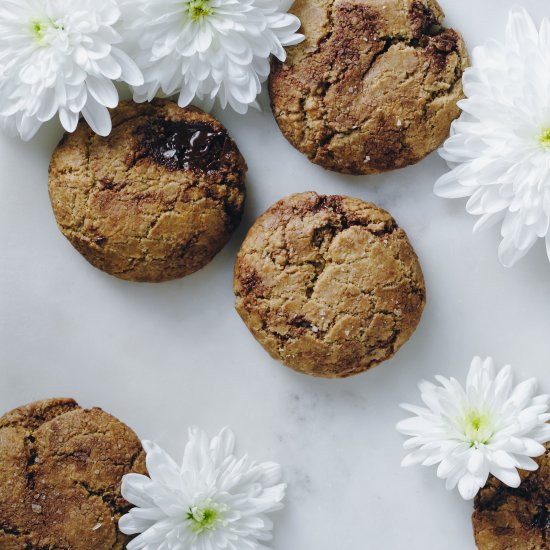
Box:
[1,1,549,548]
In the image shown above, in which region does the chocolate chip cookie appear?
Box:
[269,0,469,174]
[234,192,426,378]
[0,398,146,550]
[473,442,549,550]
[49,99,247,282]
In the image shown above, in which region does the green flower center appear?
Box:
[540,128,550,148]
[187,505,219,533]
[185,0,213,22]
[459,409,494,447]
[31,20,46,41]
[30,18,63,44]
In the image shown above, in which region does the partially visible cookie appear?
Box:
[0,398,146,550]
[269,0,469,174]
[472,442,549,550]
[48,99,247,282]
[234,192,426,378]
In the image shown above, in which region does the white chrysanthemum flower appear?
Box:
[0,0,143,140]
[118,0,304,114]
[396,357,550,500]
[119,427,286,550]
[435,7,550,267]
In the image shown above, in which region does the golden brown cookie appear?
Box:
[472,442,549,550]
[49,99,247,282]
[269,0,469,175]
[0,398,146,550]
[234,192,426,378]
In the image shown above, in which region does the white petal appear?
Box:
[467,449,485,476]
[18,114,42,141]
[507,7,539,48]
[490,465,521,488]
[59,108,79,133]
[457,473,481,500]
[111,47,145,86]
[86,76,119,108]
[82,95,112,136]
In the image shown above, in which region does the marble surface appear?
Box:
[1,1,550,548]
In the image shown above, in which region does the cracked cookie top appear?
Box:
[0,398,146,550]
[234,192,426,378]
[473,442,549,550]
[48,99,247,283]
[269,0,469,175]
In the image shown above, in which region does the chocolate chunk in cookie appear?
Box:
[473,442,549,550]
[0,398,146,550]
[269,0,469,174]
[234,192,426,378]
[48,99,247,282]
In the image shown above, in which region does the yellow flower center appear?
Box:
[186,0,213,22]
[187,505,219,533]
[31,20,46,41]
[30,18,63,44]
[539,128,550,148]
[459,409,494,446]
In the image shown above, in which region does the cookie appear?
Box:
[269,0,469,175]
[472,442,549,550]
[0,398,146,550]
[233,192,426,378]
[49,99,247,282]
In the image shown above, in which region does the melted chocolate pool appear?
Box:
[138,119,230,172]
